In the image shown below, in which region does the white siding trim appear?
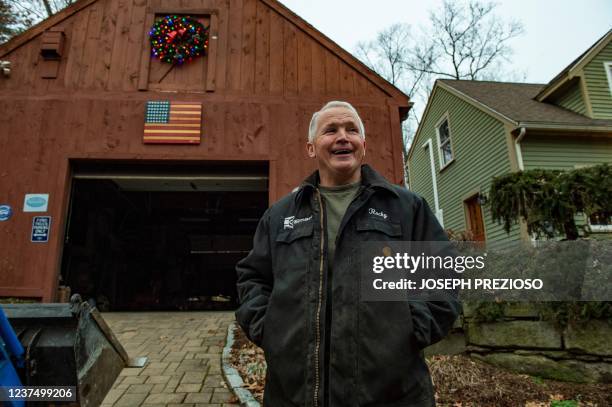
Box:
[422,138,443,227]
[434,113,454,171]
[604,61,612,97]
[591,224,612,233]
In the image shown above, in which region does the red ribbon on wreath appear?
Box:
[167,28,187,42]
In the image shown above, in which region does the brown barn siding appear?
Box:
[0,96,401,301]
[0,0,407,301]
[0,0,390,99]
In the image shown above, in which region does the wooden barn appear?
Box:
[0,0,409,309]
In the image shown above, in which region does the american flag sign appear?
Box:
[144,100,202,144]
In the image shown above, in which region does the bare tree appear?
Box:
[0,0,19,43]
[356,24,412,89]
[356,24,427,184]
[0,0,74,43]
[354,0,524,186]
[5,0,74,29]
[0,1,46,44]
[409,0,524,81]
[356,24,429,120]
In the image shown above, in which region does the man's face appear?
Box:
[307,107,366,186]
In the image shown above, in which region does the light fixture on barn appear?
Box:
[0,61,10,77]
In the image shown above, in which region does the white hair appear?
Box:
[308,101,365,143]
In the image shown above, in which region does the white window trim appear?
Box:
[590,224,612,233]
[604,62,612,97]
[434,113,455,171]
[588,213,612,233]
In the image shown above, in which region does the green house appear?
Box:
[407,30,612,244]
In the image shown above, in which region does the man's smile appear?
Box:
[331,148,353,156]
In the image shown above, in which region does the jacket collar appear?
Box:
[295,164,399,205]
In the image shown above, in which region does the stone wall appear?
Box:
[424,303,612,383]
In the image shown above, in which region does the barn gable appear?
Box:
[0,0,408,104]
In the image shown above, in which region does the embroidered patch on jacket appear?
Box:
[369,208,389,220]
[283,215,313,229]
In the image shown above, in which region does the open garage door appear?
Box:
[60,161,268,311]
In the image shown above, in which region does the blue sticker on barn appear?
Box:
[31,216,52,242]
[0,205,12,221]
[23,194,49,212]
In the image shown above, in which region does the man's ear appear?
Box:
[363,140,367,159]
[307,142,316,158]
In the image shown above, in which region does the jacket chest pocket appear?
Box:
[276,222,315,244]
[356,218,402,240]
[274,223,315,273]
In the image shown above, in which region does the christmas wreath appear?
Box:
[149,15,209,64]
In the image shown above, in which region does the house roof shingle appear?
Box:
[439,79,612,128]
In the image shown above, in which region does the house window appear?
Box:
[436,117,454,169]
[589,211,612,233]
[605,62,612,96]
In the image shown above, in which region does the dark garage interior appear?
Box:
[59,162,268,311]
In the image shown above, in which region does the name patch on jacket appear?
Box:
[369,208,389,220]
[284,215,313,229]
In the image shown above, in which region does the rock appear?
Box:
[564,320,612,356]
[461,302,540,320]
[467,320,561,349]
[502,303,539,318]
[465,345,490,353]
[462,302,478,318]
[425,333,466,357]
[513,350,570,360]
[452,315,464,329]
[468,352,484,361]
[574,355,603,362]
[472,353,612,383]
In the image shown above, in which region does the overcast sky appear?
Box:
[278,0,612,85]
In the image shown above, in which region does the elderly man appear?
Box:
[236,101,459,407]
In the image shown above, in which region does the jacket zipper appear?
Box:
[314,187,365,407]
[313,189,325,407]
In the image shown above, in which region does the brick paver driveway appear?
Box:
[101,311,238,406]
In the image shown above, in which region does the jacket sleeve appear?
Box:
[235,209,274,347]
[409,196,461,349]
